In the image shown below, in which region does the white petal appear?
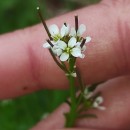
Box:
[68,37,77,48]
[60,24,69,37]
[43,42,51,48]
[79,54,85,59]
[70,27,76,36]
[49,24,59,36]
[84,92,93,99]
[52,48,57,55]
[86,36,91,43]
[77,24,86,36]
[56,49,62,56]
[57,40,67,50]
[93,102,98,108]
[60,52,69,61]
[82,45,86,52]
[71,72,77,77]
[52,41,57,45]
[52,44,58,49]
[52,44,59,54]
[65,24,70,34]
[76,42,81,46]
[71,47,82,57]
[95,96,104,104]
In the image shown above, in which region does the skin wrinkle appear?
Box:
[79,26,105,82]
[103,0,130,74]
[14,29,43,92]
[110,20,128,76]
[96,1,130,81]
[27,36,46,89]
[0,27,44,98]
[115,20,130,73]
[102,0,130,7]
[124,22,130,71]
[16,27,46,92]
[26,24,50,89]
[27,42,43,89]
[77,12,121,84]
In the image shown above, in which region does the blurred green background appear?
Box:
[0,0,100,130]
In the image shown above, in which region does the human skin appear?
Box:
[0,0,130,129]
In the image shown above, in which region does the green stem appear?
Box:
[49,49,67,72]
[65,75,77,127]
[37,7,52,40]
[65,58,77,127]
[69,76,76,106]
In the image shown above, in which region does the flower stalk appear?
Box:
[37,7,106,128]
[66,74,77,127]
[75,15,79,33]
[37,7,52,40]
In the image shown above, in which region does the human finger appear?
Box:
[0,0,130,99]
[31,75,130,130]
[57,129,96,130]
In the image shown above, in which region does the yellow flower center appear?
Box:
[65,47,71,54]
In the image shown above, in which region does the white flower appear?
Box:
[43,22,91,61]
[53,37,83,61]
[85,36,91,43]
[49,24,69,41]
[43,41,57,48]
[70,24,91,43]
[83,88,93,99]
[93,96,106,110]
[70,24,86,37]
[75,37,91,59]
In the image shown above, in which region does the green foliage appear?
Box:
[0,0,100,129]
[0,90,68,130]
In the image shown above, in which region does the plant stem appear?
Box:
[49,49,67,72]
[65,75,77,127]
[65,58,77,127]
[37,7,52,40]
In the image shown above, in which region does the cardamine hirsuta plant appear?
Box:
[37,7,105,127]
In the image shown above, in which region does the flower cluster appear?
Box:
[43,23,91,61]
[37,7,106,127]
[84,87,106,110]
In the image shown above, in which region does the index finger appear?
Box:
[0,0,130,99]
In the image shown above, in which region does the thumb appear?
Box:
[30,76,130,130]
